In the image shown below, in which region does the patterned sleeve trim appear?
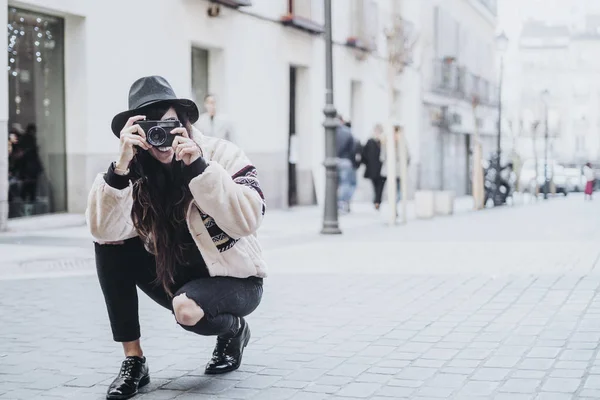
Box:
[232,165,266,216]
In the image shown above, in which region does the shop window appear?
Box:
[7,7,66,218]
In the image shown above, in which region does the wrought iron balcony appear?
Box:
[432,59,498,106]
[432,58,459,93]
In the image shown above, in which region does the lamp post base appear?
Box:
[320,224,342,235]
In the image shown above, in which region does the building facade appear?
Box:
[499,0,600,168]
[414,0,500,195]
[515,18,600,166]
[2,0,415,227]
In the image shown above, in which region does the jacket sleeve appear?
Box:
[187,160,265,239]
[85,171,138,243]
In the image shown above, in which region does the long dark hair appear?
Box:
[129,102,195,296]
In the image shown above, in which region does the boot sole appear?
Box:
[205,328,251,375]
[106,375,150,400]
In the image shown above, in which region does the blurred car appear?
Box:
[546,164,568,195]
[519,159,568,195]
[564,167,585,192]
[519,159,538,193]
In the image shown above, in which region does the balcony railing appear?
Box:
[432,59,498,106]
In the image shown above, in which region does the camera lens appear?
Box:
[147,126,166,146]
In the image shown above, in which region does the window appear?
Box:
[282,0,323,34]
[191,48,209,111]
[288,0,310,19]
[7,7,66,218]
[348,0,378,51]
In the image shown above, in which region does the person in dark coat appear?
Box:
[361,124,385,210]
[336,116,358,213]
[16,124,43,204]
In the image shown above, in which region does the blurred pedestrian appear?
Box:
[196,94,236,143]
[13,123,43,212]
[584,162,595,200]
[336,115,357,213]
[361,124,385,210]
[380,125,410,207]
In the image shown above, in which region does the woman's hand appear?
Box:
[117,116,151,170]
[171,128,203,166]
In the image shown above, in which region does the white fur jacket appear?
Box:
[85,127,267,279]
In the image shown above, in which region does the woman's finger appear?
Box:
[171,127,189,138]
[178,145,199,160]
[172,136,193,150]
[130,134,151,150]
[132,124,147,140]
[125,136,150,150]
[122,115,146,130]
[176,143,192,158]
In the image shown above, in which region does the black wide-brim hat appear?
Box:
[111,76,199,137]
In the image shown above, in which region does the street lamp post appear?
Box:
[494,32,508,205]
[542,89,550,200]
[321,0,341,235]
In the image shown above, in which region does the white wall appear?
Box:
[416,0,498,192]
[6,0,400,215]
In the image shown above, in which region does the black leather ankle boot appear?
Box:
[205,319,251,375]
[106,356,150,400]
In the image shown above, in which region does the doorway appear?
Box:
[466,134,472,195]
[287,66,298,207]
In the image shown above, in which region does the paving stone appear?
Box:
[387,379,424,388]
[247,387,297,400]
[549,369,585,379]
[456,381,498,396]
[579,389,600,397]
[519,358,556,371]
[313,375,352,386]
[534,393,575,400]
[336,382,382,398]
[375,385,417,398]
[287,392,328,400]
[302,384,339,394]
[554,361,588,370]
[354,373,391,384]
[427,373,466,388]
[415,386,455,398]
[189,378,237,394]
[137,389,188,399]
[273,380,310,389]
[493,394,535,400]
[540,378,581,394]
[500,379,542,393]
[235,375,282,390]
[559,350,594,361]
[527,347,562,358]
[213,387,260,399]
[162,376,206,391]
[584,375,600,389]
[285,369,327,382]
[512,370,547,379]
[394,367,437,380]
[327,364,368,378]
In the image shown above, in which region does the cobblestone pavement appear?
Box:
[2,195,600,399]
